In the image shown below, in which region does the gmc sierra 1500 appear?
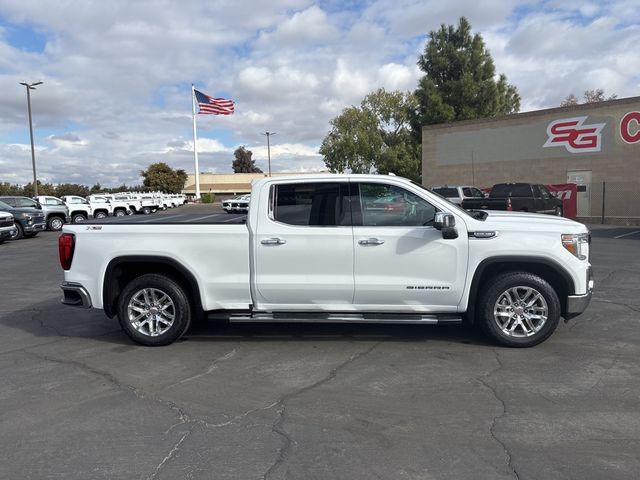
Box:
[59,174,593,347]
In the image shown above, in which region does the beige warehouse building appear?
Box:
[422,96,640,224]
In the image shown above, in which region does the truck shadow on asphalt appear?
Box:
[3,297,494,347]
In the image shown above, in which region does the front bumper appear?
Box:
[61,282,92,308]
[565,291,592,320]
[0,228,16,240]
[565,266,593,320]
[24,222,46,233]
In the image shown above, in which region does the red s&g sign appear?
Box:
[620,111,640,144]
[543,116,606,153]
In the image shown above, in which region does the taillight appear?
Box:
[506,197,513,211]
[59,233,75,270]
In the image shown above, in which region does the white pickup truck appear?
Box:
[59,174,593,347]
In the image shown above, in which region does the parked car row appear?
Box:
[0,192,186,241]
[432,183,564,216]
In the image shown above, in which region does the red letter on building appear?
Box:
[620,111,640,144]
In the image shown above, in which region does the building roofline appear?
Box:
[421,94,640,132]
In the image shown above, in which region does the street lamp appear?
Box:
[19,81,43,197]
[261,131,276,177]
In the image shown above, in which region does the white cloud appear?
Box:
[0,0,638,187]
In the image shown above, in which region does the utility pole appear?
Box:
[19,81,43,197]
[261,132,276,177]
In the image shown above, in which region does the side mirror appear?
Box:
[434,212,458,239]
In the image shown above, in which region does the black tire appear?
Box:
[47,216,64,231]
[117,274,192,346]
[94,211,108,219]
[478,272,561,347]
[11,222,24,240]
[554,206,563,217]
[114,209,126,217]
[72,213,87,223]
[142,207,151,215]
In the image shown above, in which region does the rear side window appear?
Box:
[273,182,349,226]
[490,184,532,197]
[432,187,458,198]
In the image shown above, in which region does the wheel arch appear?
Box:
[103,256,202,318]
[47,212,66,221]
[465,256,574,324]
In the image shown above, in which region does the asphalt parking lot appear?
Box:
[1,209,639,480]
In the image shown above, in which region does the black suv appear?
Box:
[0,199,46,239]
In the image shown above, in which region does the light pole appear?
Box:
[19,81,43,197]
[261,131,276,177]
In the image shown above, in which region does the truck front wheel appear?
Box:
[117,274,192,346]
[478,272,561,347]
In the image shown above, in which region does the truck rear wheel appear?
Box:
[478,272,560,347]
[117,274,192,346]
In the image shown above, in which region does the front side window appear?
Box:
[464,187,485,198]
[18,198,38,208]
[356,183,437,227]
[539,185,551,199]
[273,182,348,226]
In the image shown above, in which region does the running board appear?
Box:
[228,312,462,325]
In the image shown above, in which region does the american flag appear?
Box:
[194,89,235,115]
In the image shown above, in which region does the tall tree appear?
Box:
[319,106,383,175]
[140,162,188,193]
[560,89,617,107]
[232,146,263,173]
[411,17,520,139]
[320,89,421,180]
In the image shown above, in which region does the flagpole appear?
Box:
[191,84,201,200]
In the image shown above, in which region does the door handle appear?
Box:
[358,238,385,246]
[261,237,286,245]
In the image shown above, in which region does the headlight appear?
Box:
[21,214,32,221]
[562,233,590,260]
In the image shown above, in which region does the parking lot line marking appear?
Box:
[189,214,228,222]
[137,214,186,223]
[614,230,640,239]
[221,216,245,222]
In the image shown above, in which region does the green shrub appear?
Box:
[200,193,215,203]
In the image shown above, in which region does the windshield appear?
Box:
[432,187,458,198]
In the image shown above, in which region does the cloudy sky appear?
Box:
[1,0,638,187]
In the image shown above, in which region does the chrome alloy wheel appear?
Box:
[127,288,175,337]
[493,286,548,338]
